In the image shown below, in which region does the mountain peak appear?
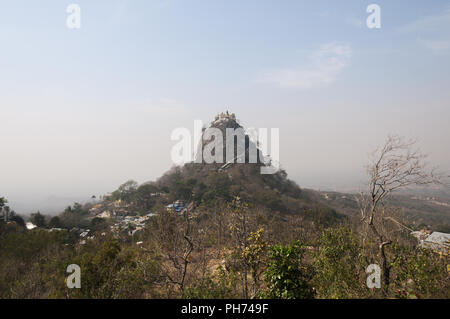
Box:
[197,112,264,167]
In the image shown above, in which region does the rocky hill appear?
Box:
[153,112,345,225]
[71,112,347,232]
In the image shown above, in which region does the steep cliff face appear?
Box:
[195,112,265,169]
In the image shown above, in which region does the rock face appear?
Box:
[411,230,450,253]
[195,111,265,169]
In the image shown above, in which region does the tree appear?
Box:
[358,135,441,294]
[228,226,267,298]
[72,202,86,215]
[69,239,122,298]
[172,180,193,202]
[9,212,26,229]
[48,216,62,229]
[90,217,108,232]
[204,172,231,201]
[30,211,46,228]
[112,180,139,203]
[263,241,314,299]
[3,206,10,222]
[392,246,450,299]
[228,197,251,298]
[154,202,195,297]
[241,227,267,297]
[0,197,8,222]
[135,183,160,210]
[313,226,364,298]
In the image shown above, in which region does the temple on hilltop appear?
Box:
[214,111,236,122]
[196,111,265,169]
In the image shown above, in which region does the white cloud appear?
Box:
[399,5,450,33]
[260,42,352,89]
[399,5,450,55]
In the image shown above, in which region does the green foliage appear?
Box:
[0,187,448,300]
[59,204,90,229]
[111,180,139,203]
[313,226,364,298]
[204,172,231,201]
[256,190,286,212]
[72,202,86,214]
[0,227,74,298]
[30,211,46,228]
[7,212,26,229]
[263,241,314,299]
[184,272,236,299]
[49,216,62,228]
[66,239,161,298]
[135,183,160,210]
[242,228,267,271]
[227,225,268,298]
[392,247,450,298]
[0,228,71,261]
[90,217,108,232]
[0,197,6,210]
[166,172,194,201]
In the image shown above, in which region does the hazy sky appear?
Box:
[1,1,450,213]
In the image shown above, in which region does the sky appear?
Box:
[1,0,450,213]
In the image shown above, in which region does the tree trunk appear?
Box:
[379,241,390,294]
[243,270,248,299]
[369,218,391,295]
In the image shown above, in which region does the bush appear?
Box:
[262,241,314,299]
[313,226,364,298]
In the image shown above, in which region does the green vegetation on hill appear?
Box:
[1,131,449,299]
[1,200,448,299]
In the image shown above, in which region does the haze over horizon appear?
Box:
[1,1,450,214]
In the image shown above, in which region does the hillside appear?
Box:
[315,189,450,232]
[100,112,345,227]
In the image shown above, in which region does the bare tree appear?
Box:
[179,205,194,295]
[229,198,250,299]
[158,206,194,296]
[358,135,441,294]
